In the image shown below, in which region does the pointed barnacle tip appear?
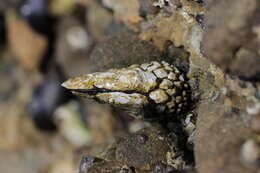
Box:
[61,79,76,90]
[60,61,190,120]
[61,80,70,89]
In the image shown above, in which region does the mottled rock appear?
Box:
[87,1,113,40]
[189,54,258,173]
[89,32,162,72]
[250,113,260,134]
[139,0,159,17]
[140,0,203,54]
[55,16,91,77]
[240,140,260,169]
[7,13,48,71]
[202,0,260,81]
[78,126,185,172]
[102,0,142,25]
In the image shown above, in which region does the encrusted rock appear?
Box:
[78,127,185,172]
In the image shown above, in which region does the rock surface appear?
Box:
[202,0,260,81]
[79,126,185,172]
[0,0,260,173]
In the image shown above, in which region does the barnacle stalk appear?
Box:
[62,61,189,119]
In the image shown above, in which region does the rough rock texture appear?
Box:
[189,53,260,173]
[2,0,260,173]
[83,0,260,172]
[89,32,162,72]
[55,16,91,77]
[79,126,185,172]
[103,0,260,172]
[202,0,260,81]
[102,0,142,25]
[7,13,48,71]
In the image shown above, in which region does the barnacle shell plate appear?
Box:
[62,68,157,93]
[62,61,189,118]
[96,92,148,108]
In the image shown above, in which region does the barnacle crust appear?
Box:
[62,61,190,119]
[149,89,169,103]
[96,92,148,108]
[62,68,157,93]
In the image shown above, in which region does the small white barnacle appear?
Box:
[62,61,189,119]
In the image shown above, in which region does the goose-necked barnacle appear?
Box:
[62,61,190,120]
